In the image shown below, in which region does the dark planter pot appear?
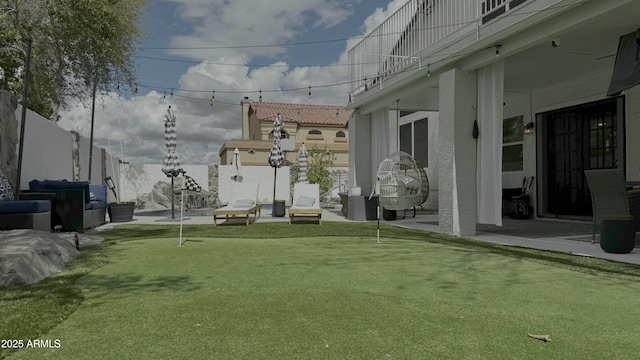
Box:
[108,202,135,223]
[273,200,286,217]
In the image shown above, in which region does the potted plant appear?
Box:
[105,176,135,222]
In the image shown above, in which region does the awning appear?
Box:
[607,29,640,96]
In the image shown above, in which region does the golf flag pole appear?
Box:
[179,189,185,247]
[369,187,380,244]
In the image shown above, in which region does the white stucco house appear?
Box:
[346,0,640,236]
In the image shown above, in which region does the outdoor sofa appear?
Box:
[21,180,107,232]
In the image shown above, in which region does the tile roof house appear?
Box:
[219,98,352,167]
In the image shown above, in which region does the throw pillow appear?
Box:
[0,170,15,202]
[295,195,315,207]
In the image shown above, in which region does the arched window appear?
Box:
[270,129,288,140]
[336,131,346,138]
[309,129,322,135]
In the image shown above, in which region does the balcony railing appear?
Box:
[348,0,530,97]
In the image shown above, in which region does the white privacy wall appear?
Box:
[17,105,74,188]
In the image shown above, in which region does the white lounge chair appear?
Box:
[288,183,322,224]
[213,181,261,226]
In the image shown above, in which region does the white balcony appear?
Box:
[348,0,533,99]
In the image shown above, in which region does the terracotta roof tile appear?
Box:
[249,101,352,127]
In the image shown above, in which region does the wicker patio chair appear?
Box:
[584,169,640,243]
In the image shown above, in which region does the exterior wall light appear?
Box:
[524,122,535,135]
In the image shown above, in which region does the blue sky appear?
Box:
[58,0,405,165]
[136,0,389,90]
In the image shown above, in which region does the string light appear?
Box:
[308,85,312,99]
[495,44,501,57]
[210,90,215,106]
[426,64,431,78]
[136,57,436,105]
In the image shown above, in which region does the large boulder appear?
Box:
[0,230,102,287]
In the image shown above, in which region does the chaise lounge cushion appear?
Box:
[0,200,51,214]
[295,195,316,207]
[234,199,255,208]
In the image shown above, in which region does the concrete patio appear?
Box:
[98,205,640,266]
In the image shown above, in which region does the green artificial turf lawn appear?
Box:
[2,222,640,359]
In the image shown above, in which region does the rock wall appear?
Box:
[0,90,18,188]
[135,178,217,210]
[71,131,81,181]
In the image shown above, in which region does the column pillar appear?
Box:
[438,68,477,236]
[349,111,372,194]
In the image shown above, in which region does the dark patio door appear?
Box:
[542,97,623,217]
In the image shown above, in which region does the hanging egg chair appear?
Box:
[376,151,429,210]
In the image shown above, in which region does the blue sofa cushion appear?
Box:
[0,200,51,214]
[28,179,46,190]
[42,180,91,203]
[0,170,15,201]
[90,185,108,203]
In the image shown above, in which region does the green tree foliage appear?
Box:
[0,0,149,121]
[306,146,336,195]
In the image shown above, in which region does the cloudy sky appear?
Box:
[57,0,405,165]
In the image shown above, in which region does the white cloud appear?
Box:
[58,1,396,166]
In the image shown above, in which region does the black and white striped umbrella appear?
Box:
[268,114,284,168]
[161,106,185,178]
[297,142,308,183]
[268,114,284,215]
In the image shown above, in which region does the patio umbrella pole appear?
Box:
[171,176,175,219]
[272,168,277,216]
